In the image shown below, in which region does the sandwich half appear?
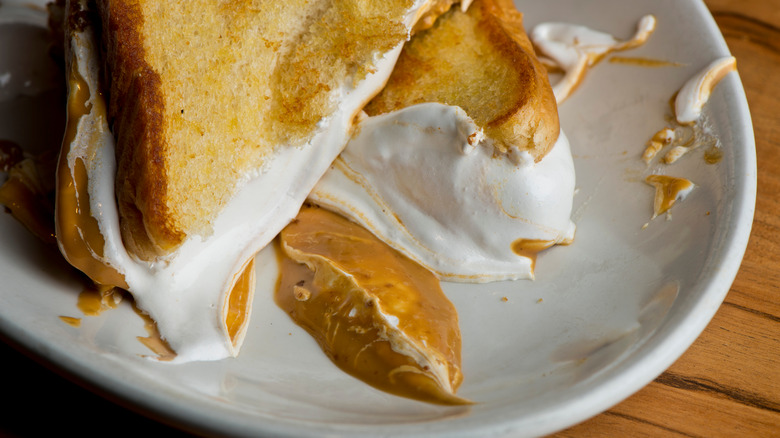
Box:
[54,0,454,362]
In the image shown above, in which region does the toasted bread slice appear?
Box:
[97,0,452,260]
[365,0,559,161]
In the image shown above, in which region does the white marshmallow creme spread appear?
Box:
[310,103,576,283]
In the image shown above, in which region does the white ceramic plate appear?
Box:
[0,0,755,436]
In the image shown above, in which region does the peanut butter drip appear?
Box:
[134,302,176,362]
[277,206,468,405]
[510,238,556,273]
[645,175,694,218]
[59,285,121,333]
[642,128,676,163]
[225,258,255,347]
[704,145,723,164]
[0,156,56,244]
[55,60,128,289]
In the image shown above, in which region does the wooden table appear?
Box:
[2,0,778,436]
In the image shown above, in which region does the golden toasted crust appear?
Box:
[365,0,559,160]
[98,1,175,259]
[96,0,438,260]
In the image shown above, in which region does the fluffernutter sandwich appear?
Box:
[53,0,457,362]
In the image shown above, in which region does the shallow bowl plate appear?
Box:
[0,0,755,436]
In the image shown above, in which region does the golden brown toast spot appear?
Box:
[57,31,129,287]
[365,0,559,161]
[266,0,413,146]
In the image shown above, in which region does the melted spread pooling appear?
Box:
[608,56,682,67]
[77,284,123,316]
[55,62,127,288]
[277,206,468,405]
[510,238,556,274]
[134,302,177,361]
[704,145,723,164]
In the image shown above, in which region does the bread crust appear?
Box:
[98,0,179,259]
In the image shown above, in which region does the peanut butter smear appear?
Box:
[225,259,255,347]
[134,301,176,362]
[77,284,123,316]
[277,206,469,405]
[55,60,128,289]
[645,175,695,218]
[704,145,723,164]
[510,238,557,274]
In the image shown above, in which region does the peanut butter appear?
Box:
[511,238,556,274]
[55,60,127,288]
[277,206,468,405]
[645,175,695,218]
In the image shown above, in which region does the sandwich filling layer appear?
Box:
[278,206,467,405]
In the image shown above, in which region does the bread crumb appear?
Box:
[294,286,311,301]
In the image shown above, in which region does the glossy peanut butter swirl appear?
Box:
[277,206,468,405]
[55,56,128,289]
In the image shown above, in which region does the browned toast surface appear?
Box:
[365,0,559,161]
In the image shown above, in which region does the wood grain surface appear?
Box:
[555,0,780,435]
[1,1,778,437]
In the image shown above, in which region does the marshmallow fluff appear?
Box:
[531,15,656,104]
[675,56,737,124]
[62,1,427,363]
[310,103,576,283]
